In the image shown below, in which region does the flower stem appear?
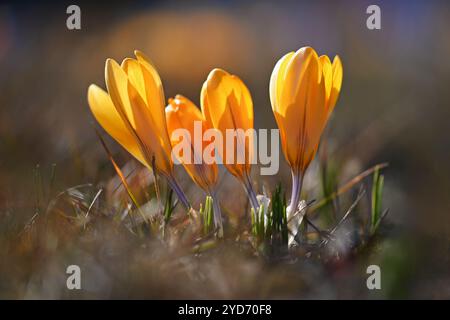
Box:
[210,191,223,238]
[243,173,259,213]
[288,170,304,216]
[166,175,191,210]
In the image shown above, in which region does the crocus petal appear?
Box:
[319,55,332,107]
[281,47,317,111]
[303,60,327,169]
[127,80,173,176]
[200,81,213,127]
[134,50,166,118]
[205,70,254,138]
[87,84,147,167]
[121,58,147,104]
[165,95,218,191]
[105,58,136,128]
[281,52,323,171]
[135,52,173,160]
[269,51,295,115]
[328,55,343,115]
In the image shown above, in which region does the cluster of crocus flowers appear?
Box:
[270,46,343,215]
[88,46,343,237]
[201,68,260,213]
[87,50,190,209]
[165,95,223,232]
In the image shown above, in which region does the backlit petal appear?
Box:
[105,58,136,128]
[281,47,317,111]
[328,55,343,115]
[87,84,147,166]
[319,55,332,107]
[269,51,295,115]
[166,95,218,191]
[127,80,173,175]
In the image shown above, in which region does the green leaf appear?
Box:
[371,168,384,234]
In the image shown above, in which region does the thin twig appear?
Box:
[288,199,315,223]
[321,186,366,247]
[303,216,333,241]
[112,164,138,193]
[151,155,163,218]
[94,128,148,224]
[85,189,103,217]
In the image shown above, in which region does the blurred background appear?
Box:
[0,0,449,299]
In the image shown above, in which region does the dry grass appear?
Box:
[0,138,393,299]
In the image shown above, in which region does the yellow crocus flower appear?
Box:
[165,95,218,193]
[269,46,343,213]
[87,50,190,208]
[165,95,223,231]
[201,68,259,212]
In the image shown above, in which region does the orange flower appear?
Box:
[201,68,259,211]
[270,46,343,213]
[165,95,218,194]
[165,95,223,231]
[87,50,190,208]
